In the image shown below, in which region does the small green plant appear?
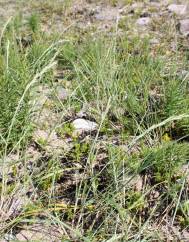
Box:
[36,137,48,148]
[72,141,90,162]
[28,14,39,33]
[56,123,74,138]
[126,190,146,211]
[141,143,189,183]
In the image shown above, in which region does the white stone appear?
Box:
[72,119,98,133]
[179,19,189,36]
[136,17,151,26]
[56,87,68,100]
[168,4,188,15]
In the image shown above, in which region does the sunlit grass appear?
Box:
[1,8,189,241]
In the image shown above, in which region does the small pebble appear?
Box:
[72,118,98,133]
[56,87,69,100]
[179,19,189,36]
[168,4,188,15]
[136,17,151,26]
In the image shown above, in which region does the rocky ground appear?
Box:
[1,0,189,241]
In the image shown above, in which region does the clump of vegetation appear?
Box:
[1,1,189,241]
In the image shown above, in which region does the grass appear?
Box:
[1,4,189,241]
